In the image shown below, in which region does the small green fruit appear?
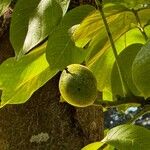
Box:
[59,64,97,107]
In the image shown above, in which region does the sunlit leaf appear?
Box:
[81,139,115,150]
[0,43,58,107]
[72,6,150,63]
[73,3,144,48]
[73,11,135,48]
[81,142,104,150]
[88,29,146,100]
[103,124,150,150]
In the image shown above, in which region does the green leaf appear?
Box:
[103,124,150,150]
[111,43,143,98]
[56,0,70,15]
[103,0,150,10]
[60,5,95,28]
[46,27,85,70]
[132,41,150,98]
[10,0,63,57]
[85,13,129,61]
[103,145,115,150]
[81,142,104,150]
[145,25,150,37]
[73,7,136,49]
[0,0,11,16]
[104,2,129,13]
[138,9,150,27]
[81,142,115,150]
[46,5,95,70]
[123,0,150,10]
[0,43,58,107]
[88,29,145,100]
[73,7,150,59]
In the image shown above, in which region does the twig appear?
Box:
[94,96,149,108]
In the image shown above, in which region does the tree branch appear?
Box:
[94,96,150,108]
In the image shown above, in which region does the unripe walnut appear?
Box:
[59,64,97,107]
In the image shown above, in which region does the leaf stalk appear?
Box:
[132,9,148,41]
[95,0,128,97]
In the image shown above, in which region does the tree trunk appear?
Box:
[0,3,104,150]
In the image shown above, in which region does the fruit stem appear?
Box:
[95,0,128,97]
[132,9,148,41]
[64,67,73,75]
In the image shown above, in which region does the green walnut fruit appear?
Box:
[59,64,97,107]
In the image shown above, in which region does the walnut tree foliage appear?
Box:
[0,0,150,149]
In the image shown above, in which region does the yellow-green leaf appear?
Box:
[103,124,150,150]
[0,43,58,107]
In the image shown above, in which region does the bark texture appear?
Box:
[0,2,104,150]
